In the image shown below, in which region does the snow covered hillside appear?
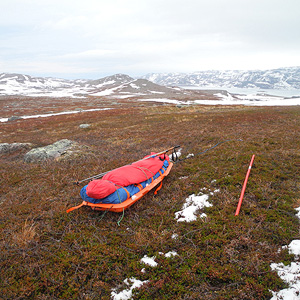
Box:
[142,67,300,90]
[1,71,299,106]
[0,73,183,98]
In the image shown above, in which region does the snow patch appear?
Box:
[112,251,178,298]
[270,262,300,300]
[111,278,148,300]
[164,251,178,258]
[129,83,140,89]
[214,92,235,101]
[139,96,300,106]
[140,255,157,267]
[195,96,300,106]
[140,98,184,105]
[175,194,212,222]
[282,240,300,258]
[171,233,179,240]
[149,91,165,94]
[0,108,112,123]
[90,87,117,96]
[270,206,300,299]
[296,207,300,219]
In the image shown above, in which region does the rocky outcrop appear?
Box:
[23,139,76,162]
[0,143,33,155]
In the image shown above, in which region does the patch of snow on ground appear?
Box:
[140,255,158,267]
[171,233,179,240]
[270,262,300,300]
[175,194,212,222]
[140,98,184,105]
[210,189,220,195]
[270,206,300,300]
[90,87,117,96]
[214,92,235,101]
[164,251,178,258]
[112,251,178,298]
[111,278,149,300]
[149,91,165,94]
[282,240,300,258]
[296,207,300,219]
[139,95,300,106]
[0,108,112,123]
[130,83,140,89]
[195,95,300,106]
[114,94,138,98]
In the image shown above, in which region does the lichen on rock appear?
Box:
[0,143,33,155]
[23,139,76,163]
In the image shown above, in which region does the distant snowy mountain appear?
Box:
[0,73,182,98]
[88,78,184,98]
[141,67,300,90]
[0,73,130,97]
[1,68,299,100]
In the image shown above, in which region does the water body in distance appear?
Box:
[180,86,300,98]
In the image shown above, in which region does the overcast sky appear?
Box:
[1,0,300,79]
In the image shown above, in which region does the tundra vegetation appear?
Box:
[0,96,300,299]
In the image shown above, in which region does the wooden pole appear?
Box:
[235,154,255,216]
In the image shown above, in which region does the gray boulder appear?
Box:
[0,143,32,155]
[24,139,75,163]
[79,124,91,129]
[8,116,22,121]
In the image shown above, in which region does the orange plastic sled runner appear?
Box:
[67,162,173,213]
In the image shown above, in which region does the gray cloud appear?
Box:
[1,0,300,78]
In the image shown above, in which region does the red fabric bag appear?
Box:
[86,154,168,199]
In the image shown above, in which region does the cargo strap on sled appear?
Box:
[154,170,164,194]
[66,201,86,213]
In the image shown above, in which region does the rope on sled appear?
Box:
[74,145,180,186]
[171,139,243,163]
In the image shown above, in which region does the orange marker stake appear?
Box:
[235,154,255,216]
